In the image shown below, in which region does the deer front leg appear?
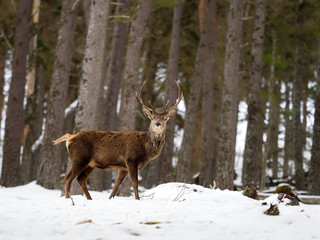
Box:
[127,161,140,200]
[109,170,127,199]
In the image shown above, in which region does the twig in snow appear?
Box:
[76,219,92,225]
[209,180,217,190]
[173,184,186,202]
[140,192,155,199]
[70,197,75,206]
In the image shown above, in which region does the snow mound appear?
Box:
[0,182,319,240]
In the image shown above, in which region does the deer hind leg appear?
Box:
[64,161,87,199]
[127,161,139,200]
[109,170,127,199]
[77,166,94,200]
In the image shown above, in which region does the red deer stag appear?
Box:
[54,80,183,200]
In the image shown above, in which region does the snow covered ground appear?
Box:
[0,182,319,240]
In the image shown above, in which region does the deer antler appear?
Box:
[163,80,183,113]
[136,80,154,112]
[136,80,183,113]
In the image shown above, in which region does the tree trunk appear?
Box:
[213,0,244,190]
[83,0,91,27]
[157,0,184,184]
[283,76,292,178]
[20,0,41,185]
[139,41,158,188]
[292,37,305,190]
[72,0,110,193]
[26,0,40,98]
[308,24,320,195]
[242,0,266,188]
[118,0,153,196]
[104,0,130,131]
[0,45,7,132]
[176,0,215,183]
[1,0,32,187]
[37,0,80,189]
[21,68,45,184]
[119,0,153,132]
[199,0,217,187]
[261,30,277,190]
[31,65,45,181]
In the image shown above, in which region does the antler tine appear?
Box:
[163,99,170,112]
[147,100,155,110]
[165,80,183,112]
[136,80,154,112]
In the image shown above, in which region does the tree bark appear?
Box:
[308,23,320,195]
[83,0,91,27]
[104,0,130,131]
[199,0,217,187]
[261,30,277,190]
[37,0,80,189]
[1,0,32,187]
[213,0,244,190]
[292,36,305,190]
[242,0,266,188]
[158,0,184,184]
[119,0,153,131]
[72,0,110,193]
[176,0,215,183]
[118,0,153,196]
[21,68,45,184]
[20,0,41,185]
[0,44,7,132]
[138,40,158,188]
[26,0,40,98]
[283,76,293,178]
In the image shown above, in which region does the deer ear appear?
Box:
[142,106,153,119]
[165,108,176,121]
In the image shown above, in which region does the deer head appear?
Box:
[136,80,183,134]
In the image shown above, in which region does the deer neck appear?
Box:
[144,128,165,160]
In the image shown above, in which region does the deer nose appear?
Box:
[155,122,161,127]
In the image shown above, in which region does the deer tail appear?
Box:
[53,133,71,145]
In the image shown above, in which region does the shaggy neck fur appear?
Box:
[144,127,165,160]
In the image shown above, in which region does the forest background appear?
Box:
[0,0,320,197]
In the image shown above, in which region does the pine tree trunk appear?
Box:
[308,24,320,195]
[139,42,158,188]
[157,0,184,184]
[292,40,305,190]
[20,0,42,185]
[37,0,80,189]
[72,0,110,193]
[26,0,40,98]
[283,77,292,178]
[176,0,215,183]
[119,0,153,132]
[199,0,217,187]
[213,0,244,190]
[0,45,7,131]
[269,84,280,180]
[104,0,130,131]
[267,32,281,180]
[242,0,266,188]
[83,0,91,27]
[21,70,45,184]
[261,30,277,190]
[118,0,153,196]
[1,0,32,187]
